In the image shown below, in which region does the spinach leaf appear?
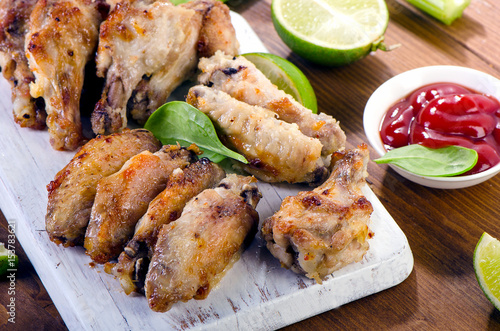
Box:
[144,101,248,164]
[374,145,478,177]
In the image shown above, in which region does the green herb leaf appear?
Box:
[374,145,478,177]
[144,101,248,164]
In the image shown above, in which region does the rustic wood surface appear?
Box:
[1,0,500,330]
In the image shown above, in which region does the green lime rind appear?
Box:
[242,52,318,113]
[474,232,500,311]
[374,145,478,177]
[0,243,18,276]
[405,0,471,25]
[271,0,390,66]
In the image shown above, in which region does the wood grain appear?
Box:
[1,0,500,329]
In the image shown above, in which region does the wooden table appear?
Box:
[1,0,499,329]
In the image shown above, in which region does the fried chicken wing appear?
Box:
[84,145,197,263]
[187,85,329,184]
[198,51,346,156]
[145,174,261,312]
[182,0,239,58]
[113,158,226,294]
[25,0,105,150]
[45,129,161,247]
[261,145,374,283]
[91,0,238,135]
[0,0,46,129]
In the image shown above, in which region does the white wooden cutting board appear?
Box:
[0,12,413,330]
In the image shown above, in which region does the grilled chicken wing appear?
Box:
[198,51,346,156]
[145,174,261,312]
[114,158,226,294]
[261,145,374,283]
[187,85,329,184]
[46,129,161,247]
[25,0,105,150]
[84,145,196,263]
[0,0,46,129]
[182,0,239,59]
[91,0,238,135]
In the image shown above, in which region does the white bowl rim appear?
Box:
[363,65,500,187]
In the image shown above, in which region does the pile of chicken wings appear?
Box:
[1,0,375,313]
[0,0,238,150]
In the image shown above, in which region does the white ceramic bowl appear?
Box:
[363,65,500,189]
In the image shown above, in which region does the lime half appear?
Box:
[474,232,500,310]
[242,52,318,113]
[271,0,389,66]
[0,242,18,276]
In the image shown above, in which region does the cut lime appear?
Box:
[242,52,318,113]
[0,242,18,276]
[271,0,390,66]
[474,232,500,310]
[405,0,470,25]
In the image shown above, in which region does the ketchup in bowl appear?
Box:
[380,83,500,175]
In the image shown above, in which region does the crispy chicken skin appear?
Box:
[84,145,196,263]
[45,129,161,247]
[145,174,261,312]
[113,158,226,294]
[261,145,374,283]
[182,0,239,58]
[26,0,106,150]
[187,85,329,184]
[91,0,238,135]
[198,51,346,156]
[0,0,46,129]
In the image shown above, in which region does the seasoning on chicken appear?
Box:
[261,145,374,283]
[186,85,329,185]
[91,0,238,135]
[25,0,106,150]
[45,129,161,247]
[197,51,346,156]
[0,0,46,129]
[182,0,239,59]
[113,158,226,294]
[145,174,261,312]
[84,145,197,264]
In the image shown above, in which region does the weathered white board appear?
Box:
[0,12,413,330]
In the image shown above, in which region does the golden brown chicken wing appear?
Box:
[113,158,226,294]
[186,85,329,185]
[84,145,196,263]
[261,145,374,283]
[45,129,161,247]
[91,0,238,135]
[25,0,105,150]
[182,0,239,58]
[145,174,261,312]
[198,51,346,156]
[0,0,46,129]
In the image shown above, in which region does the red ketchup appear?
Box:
[380,83,500,175]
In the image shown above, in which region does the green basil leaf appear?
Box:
[144,101,248,164]
[374,145,478,177]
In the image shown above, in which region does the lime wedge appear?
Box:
[271,0,389,66]
[474,232,500,310]
[0,242,18,276]
[242,52,318,113]
[405,0,470,25]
